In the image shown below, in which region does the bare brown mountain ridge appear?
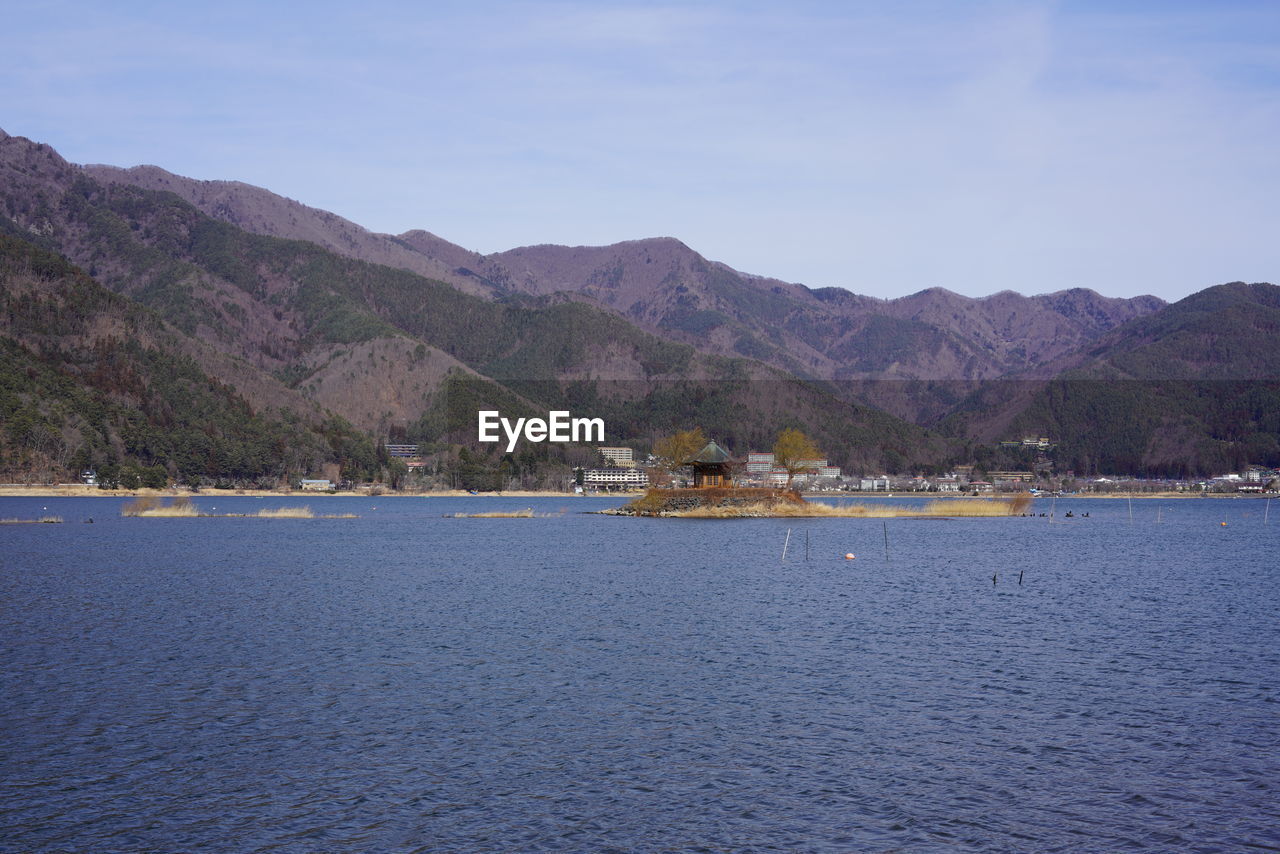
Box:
[4,128,1276,478]
[1,132,510,434]
[4,130,939,475]
[80,158,1164,422]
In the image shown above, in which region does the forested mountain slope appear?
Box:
[82,154,1163,423]
[940,283,1280,476]
[2,130,946,477]
[0,231,378,485]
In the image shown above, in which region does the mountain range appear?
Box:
[2,128,1276,485]
[83,160,1167,422]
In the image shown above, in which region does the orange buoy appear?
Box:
[844,553,856,560]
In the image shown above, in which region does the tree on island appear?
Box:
[652,428,706,482]
[773,428,822,488]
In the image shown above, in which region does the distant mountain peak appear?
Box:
[41,132,1167,408]
[82,162,494,297]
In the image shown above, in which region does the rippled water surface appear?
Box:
[2,495,1278,852]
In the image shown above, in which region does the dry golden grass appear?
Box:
[121,498,355,519]
[448,508,563,518]
[252,506,314,518]
[624,487,804,516]
[668,495,1031,519]
[122,496,198,517]
[918,497,1027,517]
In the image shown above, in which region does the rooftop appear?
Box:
[687,441,732,465]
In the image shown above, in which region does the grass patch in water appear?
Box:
[122,498,356,519]
[122,496,198,517]
[666,493,1033,518]
[448,508,564,518]
[252,506,314,518]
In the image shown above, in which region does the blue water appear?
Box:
[2,495,1277,852]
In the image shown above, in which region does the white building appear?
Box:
[598,447,635,467]
[583,467,648,489]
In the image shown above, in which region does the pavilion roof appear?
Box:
[687,441,732,465]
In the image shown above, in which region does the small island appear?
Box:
[609,436,1032,518]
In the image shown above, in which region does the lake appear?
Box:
[2,494,1277,852]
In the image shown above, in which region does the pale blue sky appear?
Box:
[4,0,1278,300]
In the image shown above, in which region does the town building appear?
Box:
[742,452,841,485]
[989,471,1035,483]
[598,447,636,468]
[582,467,649,489]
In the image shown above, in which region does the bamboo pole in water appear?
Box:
[781,528,791,562]
[883,521,889,563]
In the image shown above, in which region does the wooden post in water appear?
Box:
[781,528,791,562]
[883,521,890,563]
[1018,570,1024,585]
[805,529,810,562]
[1266,498,1271,525]
[1128,495,1133,525]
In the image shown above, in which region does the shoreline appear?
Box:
[0,486,1271,500]
[0,486,630,499]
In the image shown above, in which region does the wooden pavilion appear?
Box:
[687,441,734,488]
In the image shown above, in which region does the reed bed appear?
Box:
[252,506,314,518]
[243,506,356,518]
[122,496,198,517]
[667,494,1032,519]
[122,498,356,519]
[0,516,63,524]
[448,508,563,518]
